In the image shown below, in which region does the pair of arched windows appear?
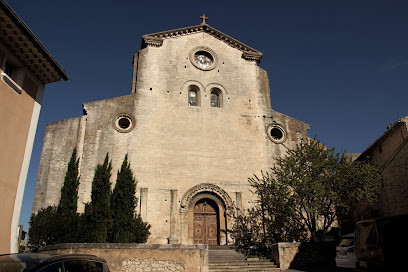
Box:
[188,85,222,108]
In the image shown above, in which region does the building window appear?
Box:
[1,60,22,94]
[189,90,197,106]
[194,51,214,69]
[210,93,219,107]
[188,85,200,107]
[189,46,218,71]
[114,114,134,133]
[210,88,222,108]
[4,61,14,78]
[267,124,286,144]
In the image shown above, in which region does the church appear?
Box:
[32,17,310,245]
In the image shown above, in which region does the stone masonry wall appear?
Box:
[356,118,408,219]
[38,243,208,272]
[380,139,408,216]
[32,116,86,213]
[32,30,310,245]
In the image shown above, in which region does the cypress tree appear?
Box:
[58,148,80,215]
[110,154,151,243]
[110,154,137,242]
[131,213,151,243]
[57,148,80,242]
[84,153,112,242]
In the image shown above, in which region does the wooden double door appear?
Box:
[193,199,219,245]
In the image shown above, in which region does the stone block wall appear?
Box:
[271,242,301,270]
[355,118,408,219]
[38,243,208,272]
[381,139,408,215]
[272,242,337,270]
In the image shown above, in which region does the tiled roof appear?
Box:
[0,0,68,84]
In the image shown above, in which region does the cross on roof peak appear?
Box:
[200,14,208,25]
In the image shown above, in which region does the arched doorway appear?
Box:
[180,183,234,245]
[193,198,219,245]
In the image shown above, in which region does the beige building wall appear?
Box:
[0,44,44,253]
[32,26,309,245]
[0,0,67,253]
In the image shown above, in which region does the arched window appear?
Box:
[188,85,200,106]
[210,88,222,108]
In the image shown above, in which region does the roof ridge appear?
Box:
[142,24,263,63]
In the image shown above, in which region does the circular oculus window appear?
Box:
[267,124,286,143]
[114,114,134,133]
[190,47,218,71]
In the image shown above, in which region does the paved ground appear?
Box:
[286,263,345,271]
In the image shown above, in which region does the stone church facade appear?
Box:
[32,21,310,245]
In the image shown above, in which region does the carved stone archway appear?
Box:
[180,183,234,213]
[179,183,235,245]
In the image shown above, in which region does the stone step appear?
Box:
[209,253,246,257]
[208,267,281,272]
[208,246,279,272]
[209,260,273,264]
[208,268,281,272]
[208,245,236,250]
[208,256,246,261]
[209,255,269,260]
[209,268,279,272]
[209,264,278,269]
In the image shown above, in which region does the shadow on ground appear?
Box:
[286,263,339,272]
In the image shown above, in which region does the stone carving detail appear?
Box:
[142,36,163,47]
[122,258,184,272]
[180,183,234,213]
[242,51,263,62]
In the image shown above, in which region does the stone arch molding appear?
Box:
[206,83,228,94]
[182,80,205,93]
[182,81,228,95]
[180,183,234,213]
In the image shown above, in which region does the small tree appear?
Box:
[83,153,112,242]
[28,206,59,251]
[271,139,381,242]
[236,139,382,246]
[232,208,264,250]
[131,214,151,243]
[249,171,307,243]
[334,157,381,231]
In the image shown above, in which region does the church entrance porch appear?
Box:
[193,199,219,245]
[180,183,235,245]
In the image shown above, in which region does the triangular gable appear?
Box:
[142,24,263,63]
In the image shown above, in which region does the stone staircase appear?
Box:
[208,245,279,272]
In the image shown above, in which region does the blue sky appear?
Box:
[8,0,408,231]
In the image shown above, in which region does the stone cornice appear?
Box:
[142,24,263,63]
[142,36,163,47]
[242,50,263,61]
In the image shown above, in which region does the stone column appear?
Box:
[140,188,148,219]
[168,189,179,244]
[235,192,242,216]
